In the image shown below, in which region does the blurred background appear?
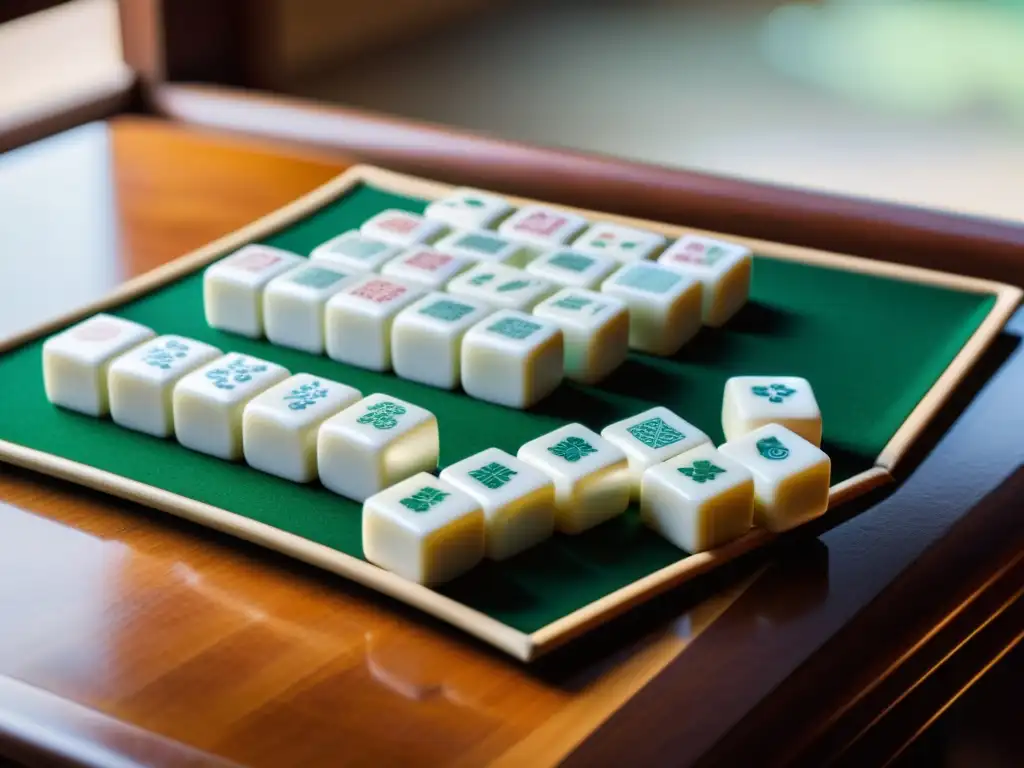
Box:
[1,0,1022,223]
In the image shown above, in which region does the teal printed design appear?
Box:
[283,380,329,410]
[757,436,790,460]
[496,279,531,293]
[419,299,475,322]
[291,266,347,289]
[549,252,594,273]
[357,400,407,430]
[400,487,450,513]
[616,264,681,294]
[627,417,684,450]
[446,195,485,209]
[468,272,495,286]
[489,317,541,340]
[332,237,388,260]
[751,383,796,403]
[679,460,725,483]
[553,295,592,311]
[456,233,507,255]
[143,339,189,369]
[703,245,728,265]
[468,461,518,490]
[206,357,268,390]
[548,436,598,462]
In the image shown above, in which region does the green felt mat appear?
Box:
[0,183,997,634]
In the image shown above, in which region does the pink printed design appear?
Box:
[378,215,419,235]
[514,210,567,237]
[671,240,711,265]
[351,279,407,303]
[231,251,282,272]
[406,251,453,271]
[72,319,122,342]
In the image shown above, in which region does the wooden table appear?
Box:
[0,117,1021,768]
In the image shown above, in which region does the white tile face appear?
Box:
[172,354,290,460]
[641,443,754,553]
[658,235,752,327]
[526,248,620,290]
[446,263,556,311]
[600,406,711,499]
[424,188,513,230]
[380,247,474,289]
[600,262,703,355]
[718,424,830,532]
[42,313,156,417]
[532,288,629,384]
[324,276,426,371]
[309,231,402,273]
[362,472,485,585]
[263,264,358,354]
[460,310,564,409]
[391,293,493,390]
[439,448,555,561]
[722,376,822,446]
[317,394,439,502]
[241,373,361,483]
[498,205,588,249]
[517,424,629,534]
[571,222,667,262]
[203,245,302,338]
[108,335,222,437]
[360,210,447,248]
[433,228,533,267]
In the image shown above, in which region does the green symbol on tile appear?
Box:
[206,357,268,390]
[333,237,387,260]
[757,436,790,460]
[488,317,541,340]
[616,264,681,293]
[143,339,189,369]
[469,272,495,286]
[291,266,346,289]
[621,241,639,250]
[496,279,531,293]
[751,383,796,404]
[679,460,725,483]
[549,252,593,272]
[420,299,474,322]
[627,417,684,449]
[357,400,407,430]
[400,486,450,513]
[283,380,328,410]
[553,295,591,311]
[452,196,485,208]
[468,461,518,490]
[548,436,597,463]
[704,245,728,265]
[458,233,506,255]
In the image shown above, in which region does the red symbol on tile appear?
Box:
[378,215,418,235]
[406,251,453,271]
[72,319,122,342]
[671,241,708,264]
[231,251,282,272]
[351,279,407,303]
[514,211,567,237]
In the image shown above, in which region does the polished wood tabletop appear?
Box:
[0,117,1021,768]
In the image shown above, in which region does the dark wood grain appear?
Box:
[152,84,1024,287]
[0,116,1021,767]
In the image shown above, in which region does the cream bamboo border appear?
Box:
[0,165,1018,662]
